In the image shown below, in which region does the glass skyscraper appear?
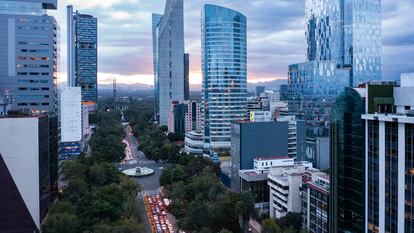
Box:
[202,4,247,151]
[152,0,185,126]
[0,0,58,114]
[330,87,366,233]
[67,5,97,110]
[288,0,382,160]
[152,13,162,121]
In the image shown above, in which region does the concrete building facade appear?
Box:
[0,115,51,231]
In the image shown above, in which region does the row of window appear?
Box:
[18,26,50,30]
[18,72,50,76]
[18,41,50,46]
[18,87,49,91]
[17,103,49,106]
[18,56,49,61]
[20,49,49,53]
[18,80,48,84]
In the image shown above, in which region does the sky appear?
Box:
[52,0,414,86]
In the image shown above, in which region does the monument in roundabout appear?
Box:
[123,167,154,177]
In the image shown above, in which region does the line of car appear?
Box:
[144,194,175,233]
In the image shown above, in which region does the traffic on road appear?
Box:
[143,193,181,233]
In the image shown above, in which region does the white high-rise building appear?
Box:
[363,74,414,233]
[59,87,82,159]
[152,0,185,126]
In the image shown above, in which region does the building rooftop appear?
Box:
[254,156,291,161]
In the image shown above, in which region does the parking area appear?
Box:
[143,194,177,233]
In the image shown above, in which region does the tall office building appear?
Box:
[67,5,97,111]
[152,0,185,126]
[184,53,190,100]
[202,4,247,151]
[58,87,82,161]
[363,75,414,233]
[0,0,58,114]
[288,0,381,160]
[152,13,162,121]
[256,86,265,97]
[330,87,366,233]
[0,115,51,232]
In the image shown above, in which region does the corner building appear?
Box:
[0,0,58,113]
[202,4,247,151]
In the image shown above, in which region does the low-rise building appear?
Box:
[247,97,263,118]
[250,111,272,122]
[184,130,204,155]
[302,173,329,233]
[230,121,289,192]
[254,156,294,173]
[267,161,318,218]
[239,157,295,214]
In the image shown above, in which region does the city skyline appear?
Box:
[51,0,414,86]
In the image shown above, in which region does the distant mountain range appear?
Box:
[99,79,288,93]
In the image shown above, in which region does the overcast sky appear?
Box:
[53,0,414,86]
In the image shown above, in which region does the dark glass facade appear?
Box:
[406,124,414,232]
[367,121,379,233]
[173,103,187,135]
[38,116,50,220]
[385,122,398,232]
[230,121,288,192]
[184,53,189,100]
[73,13,98,104]
[330,88,365,233]
[302,182,329,233]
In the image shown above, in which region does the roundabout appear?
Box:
[123,167,155,177]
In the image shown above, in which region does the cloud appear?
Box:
[51,0,414,85]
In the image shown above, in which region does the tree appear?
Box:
[64,178,88,203]
[88,162,120,186]
[278,213,302,232]
[283,226,297,233]
[43,213,80,233]
[219,229,233,233]
[235,192,255,233]
[261,218,282,233]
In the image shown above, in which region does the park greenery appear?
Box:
[261,213,304,233]
[43,104,143,233]
[124,100,183,162]
[89,110,125,162]
[159,154,255,233]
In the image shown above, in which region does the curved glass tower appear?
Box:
[201,4,247,151]
[330,87,366,233]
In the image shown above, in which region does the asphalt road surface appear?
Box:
[117,124,165,233]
